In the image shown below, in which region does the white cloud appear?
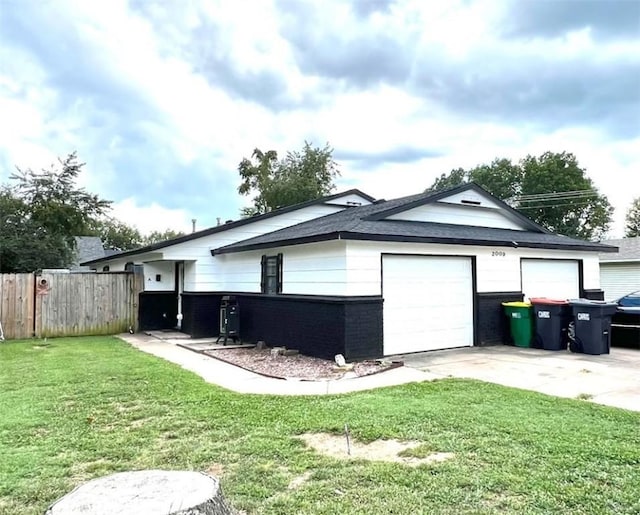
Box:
[110,198,195,235]
[0,0,637,242]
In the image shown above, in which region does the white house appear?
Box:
[599,237,640,301]
[84,184,616,360]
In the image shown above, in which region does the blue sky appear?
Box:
[0,0,638,236]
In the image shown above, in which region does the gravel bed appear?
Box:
[206,347,393,380]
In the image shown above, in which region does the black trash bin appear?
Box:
[530,298,571,351]
[568,300,618,355]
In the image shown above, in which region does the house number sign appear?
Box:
[491,250,506,257]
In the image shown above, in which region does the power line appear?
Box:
[510,189,598,202]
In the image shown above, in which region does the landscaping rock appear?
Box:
[45,470,232,515]
[256,340,267,350]
[271,347,285,356]
[282,349,299,356]
[334,354,346,367]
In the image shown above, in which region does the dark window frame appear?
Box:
[260,253,283,294]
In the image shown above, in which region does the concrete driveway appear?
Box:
[392,345,640,412]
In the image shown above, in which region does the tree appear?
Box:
[11,152,112,249]
[0,188,73,272]
[625,197,640,237]
[426,151,613,240]
[90,218,143,252]
[238,141,340,216]
[142,229,186,246]
[1,152,112,272]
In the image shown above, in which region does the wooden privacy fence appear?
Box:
[0,274,35,339]
[0,272,144,340]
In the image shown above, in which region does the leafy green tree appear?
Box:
[426,151,612,240]
[518,152,612,241]
[142,229,186,246]
[625,197,640,237]
[11,152,112,249]
[238,142,340,216]
[0,188,72,272]
[1,152,112,272]
[90,218,143,252]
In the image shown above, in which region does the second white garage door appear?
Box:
[521,259,580,301]
[383,255,474,355]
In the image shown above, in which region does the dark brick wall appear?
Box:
[181,294,221,338]
[583,289,605,301]
[139,292,178,331]
[344,300,384,360]
[179,292,384,360]
[476,292,524,345]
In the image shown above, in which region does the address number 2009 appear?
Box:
[491,251,506,257]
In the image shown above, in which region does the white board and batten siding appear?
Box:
[344,241,600,296]
[387,203,525,230]
[382,255,474,355]
[217,240,348,296]
[95,199,369,292]
[600,263,640,301]
[386,189,526,230]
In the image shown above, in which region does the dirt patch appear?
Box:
[204,463,225,478]
[299,433,453,467]
[287,471,312,490]
[206,347,395,380]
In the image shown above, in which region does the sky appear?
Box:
[0,0,638,237]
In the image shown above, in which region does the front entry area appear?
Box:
[382,254,474,355]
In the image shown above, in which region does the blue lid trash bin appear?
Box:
[530,298,571,351]
[568,299,618,355]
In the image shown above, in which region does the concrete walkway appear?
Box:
[118,334,433,396]
[119,334,639,410]
[393,345,640,412]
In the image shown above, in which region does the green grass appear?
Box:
[1,337,639,514]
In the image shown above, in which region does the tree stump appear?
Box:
[45,470,233,515]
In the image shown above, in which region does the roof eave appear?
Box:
[212,231,613,255]
[82,189,374,265]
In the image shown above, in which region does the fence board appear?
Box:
[0,274,35,339]
[34,272,143,338]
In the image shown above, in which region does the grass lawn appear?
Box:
[1,337,639,514]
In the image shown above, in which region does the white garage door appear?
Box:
[521,259,580,301]
[383,255,474,355]
[600,263,640,301]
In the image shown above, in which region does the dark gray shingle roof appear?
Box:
[214,186,617,255]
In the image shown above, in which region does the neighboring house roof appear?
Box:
[81,189,375,266]
[71,236,106,269]
[213,184,618,255]
[599,237,640,263]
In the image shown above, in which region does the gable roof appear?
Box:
[71,236,106,269]
[81,189,375,266]
[363,183,552,233]
[599,237,640,262]
[213,185,618,255]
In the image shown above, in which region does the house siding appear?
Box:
[143,261,175,291]
[344,240,600,296]
[387,203,525,230]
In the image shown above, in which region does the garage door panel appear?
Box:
[521,259,580,301]
[383,255,474,355]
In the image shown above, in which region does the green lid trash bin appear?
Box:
[502,301,533,348]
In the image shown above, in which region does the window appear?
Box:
[261,254,283,294]
[102,265,110,272]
